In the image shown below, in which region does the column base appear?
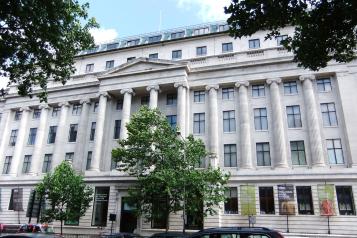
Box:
[312,162,326,167]
[274,163,289,169]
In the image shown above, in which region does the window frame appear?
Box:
[22,155,32,174]
[89,122,96,141]
[327,138,344,164]
[166,115,177,130]
[149,53,158,59]
[276,35,288,46]
[47,126,57,144]
[72,104,82,116]
[296,186,314,215]
[27,128,37,145]
[317,78,332,92]
[249,39,260,49]
[65,152,74,163]
[252,84,265,97]
[86,151,92,170]
[33,109,41,119]
[336,186,356,215]
[105,60,114,70]
[114,120,121,139]
[256,142,271,166]
[284,81,298,95]
[9,129,18,146]
[290,141,306,165]
[222,42,233,53]
[224,187,238,214]
[321,102,338,127]
[52,106,60,117]
[172,50,182,60]
[224,144,237,167]
[222,87,234,100]
[193,90,205,103]
[166,93,177,105]
[196,46,207,56]
[254,108,268,131]
[42,154,52,173]
[85,63,94,73]
[286,105,302,128]
[193,112,205,134]
[223,110,236,133]
[2,156,12,174]
[68,124,78,142]
[259,186,275,214]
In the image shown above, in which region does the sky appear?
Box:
[83,0,231,44]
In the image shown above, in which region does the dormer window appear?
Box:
[171,31,184,39]
[127,39,140,47]
[106,43,119,50]
[148,35,162,43]
[194,27,209,36]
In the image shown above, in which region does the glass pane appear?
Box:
[328,150,336,164]
[335,150,344,164]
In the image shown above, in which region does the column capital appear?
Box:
[174,82,188,89]
[20,106,31,112]
[266,77,282,85]
[299,74,316,82]
[80,98,91,105]
[120,88,135,96]
[39,104,50,110]
[146,85,160,92]
[58,101,70,108]
[96,91,111,99]
[235,80,249,88]
[205,84,219,91]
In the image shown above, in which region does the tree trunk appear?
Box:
[60,219,63,235]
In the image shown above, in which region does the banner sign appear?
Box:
[240,185,256,215]
[9,188,24,211]
[318,184,335,216]
[278,184,296,215]
[26,190,42,218]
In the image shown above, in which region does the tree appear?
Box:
[0,0,98,101]
[225,0,357,71]
[36,161,93,235]
[112,106,229,232]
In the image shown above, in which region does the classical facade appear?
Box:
[0,21,357,236]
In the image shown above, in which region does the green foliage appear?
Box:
[112,106,229,230]
[225,0,357,70]
[36,161,93,234]
[0,0,98,101]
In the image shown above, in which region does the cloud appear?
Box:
[0,76,9,89]
[176,0,231,22]
[89,28,119,44]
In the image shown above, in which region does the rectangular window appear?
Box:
[222,87,234,100]
[249,39,260,49]
[14,110,22,121]
[91,187,110,227]
[252,84,265,97]
[86,151,92,170]
[2,156,12,174]
[224,187,238,214]
[194,27,209,35]
[27,128,37,145]
[22,155,32,174]
[166,94,177,105]
[194,90,205,103]
[127,57,136,62]
[259,187,275,214]
[68,124,78,142]
[93,102,99,113]
[9,129,18,146]
[47,126,57,144]
[224,144,237,167]
[327,139,344,164]
[148,35,162,43]
[105,60,114,69]
[72,104,82,115]
[85,63,94,73]
[90,122,96,141]
[141,95,150,105]
[149,53,158,59]
[126,39,140,47]
[336,186,356,215]
[321,103,338,126]
[42,154,52,173]
[166,115,177,129]
[286,105,302,128]
[276,35,288,46]
[196,46,207,56]
[114,120,121,139]
[106,43,119,50]
[219,24,229,32]
[290,141,306,165]
[33,109,41,119]
[223,110,236,132]
[65,152,74,162]
[256,142,271,166]
[296,186,314,215]
[193,113,205,134]
[171,31,184,39]
[254,108,268,130]
[222,42,233,53]
[284,81,298,94]
[116,100,123,110]
[52,106,60,117]
[172,50,182,60]
[151,197,167,229]
[317,78,332,92]
[111,159,117,170]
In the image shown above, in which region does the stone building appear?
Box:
[0,21,357,236]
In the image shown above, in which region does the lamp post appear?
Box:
[176,131,186,234]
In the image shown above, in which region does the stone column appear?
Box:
[205,84,219,168]
[0,110,13,173]
[52,102,70,169]
[10,107,31,175]
[147,85,160,109]
[91,92,109,171]
[120,88,135,140]
[235,81,253,169]
[29,104,50,175]
[266,78,288,168]
[299,74,325,166]
[74,99,91,171]
[174,82,187,137]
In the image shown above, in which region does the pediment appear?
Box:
[99,57,188,79]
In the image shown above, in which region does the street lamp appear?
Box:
[176,131,187,235]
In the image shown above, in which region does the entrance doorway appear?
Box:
[120,197,137,232]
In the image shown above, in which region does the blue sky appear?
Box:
[81,0,231,44]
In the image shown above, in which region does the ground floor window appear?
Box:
[224,187,238,214]
[151,197,167,229]
[259,187,275,214]
[185,199,203,230]
[91,187,110,227]
[296,186,314,215]
[336,186,356,215]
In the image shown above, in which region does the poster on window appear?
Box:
[9,188,24,211]
[278,184,296,215]
[91,187,110,227]
[240,185,256,215]
[318,184,335,216]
